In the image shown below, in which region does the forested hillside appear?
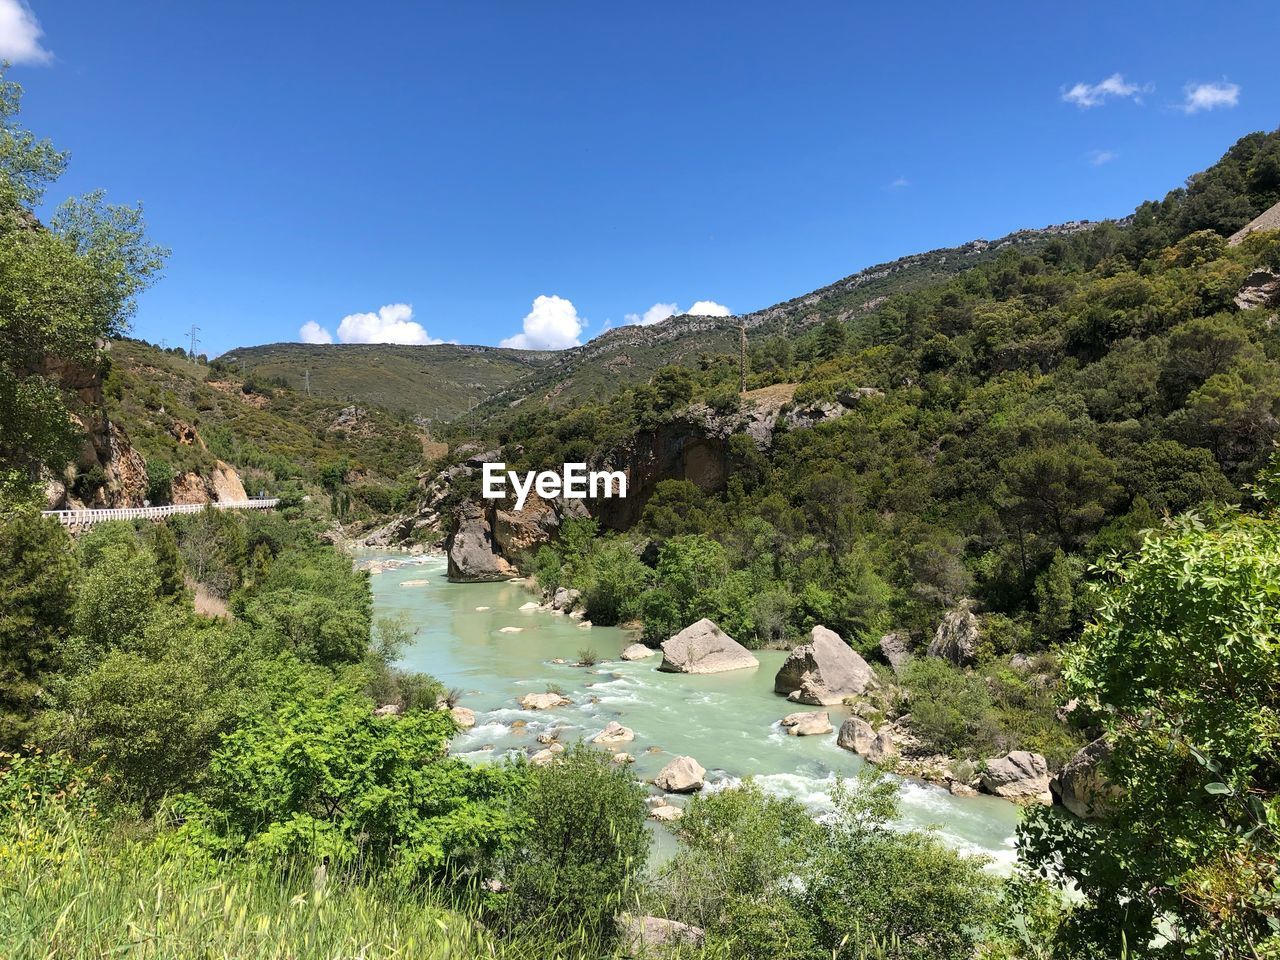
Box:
[221,340,556,419]
[101,338,433,523]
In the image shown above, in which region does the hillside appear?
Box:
[100,338,432,520]
[217,342,557,420]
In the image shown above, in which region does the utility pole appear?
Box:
[739,320,748,394]
[187,324,200,362]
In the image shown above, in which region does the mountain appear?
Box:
[480,222,1104,413]
[216,342,557,421]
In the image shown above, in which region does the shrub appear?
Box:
[498,744,648,938]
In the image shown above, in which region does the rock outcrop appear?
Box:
[774,626,877,704]
[1233,268,1280,310]
[620,643,656,661]
[1228,198,1280,246]
[659,619,759,674]
[980,751,1053,805]
[447,502,516,582]
[654,755,705,793]
[781,711,832,736]
[927,607,980,666]
[879,632,912,674]
[1054,738,1121,819]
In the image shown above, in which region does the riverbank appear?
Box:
[364,553,1023,871]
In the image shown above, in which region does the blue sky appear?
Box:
[5,1,1278,356]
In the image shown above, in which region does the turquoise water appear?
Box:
[369,553,1022,870]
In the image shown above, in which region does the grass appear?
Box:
[0,811,733,960]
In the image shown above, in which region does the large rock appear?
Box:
[450,706,477,729]
[519,692,571,710]
[1233,268,1280,310]
[447,502,515,582]
[781,711,832,736]
[836,717,875,755]
[654,755,705,793]
[980,751,1053,805]
[617,915,705,953]
[879,632,912,674]
[620,643,656,661]
[927,607,980,666]
[1054,738,1121,819]
[210,460,248,501]
[773,626,877,704]
[592,720,635,745]
[659,619,759,674]
[492,492,561,557]
[866,729,897,764]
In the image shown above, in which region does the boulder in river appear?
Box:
[654,755,706,793]
[621,643,656,661]
[836,717,875,755]
[980,750,1053,805]
[446,502,515,582]
[659,619,759,674]
[1054,738,1121,819]
[449,706,476,729]
[774,626,877,704]
[866,729,897,764]
[781,711,832,736]
[927,606,980,666]
[592,720,635,745]
[649,804,683,822]
[519,692,572,710]
[551,586,582,611]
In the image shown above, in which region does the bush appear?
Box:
[899,658,1001,758]
[498,745,648,938]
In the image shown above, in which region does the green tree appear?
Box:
[0,504,77,747]
[1020,507,1280,957]
[202,681,523,879]
[499,745,648,938]
[801,772,1002,960]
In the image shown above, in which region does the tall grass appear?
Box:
[1,810,907,959]
[0,811,722,960]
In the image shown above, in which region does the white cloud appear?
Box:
[687,300,731,317]
[0,0,51,64]
[888,177,910,189]
[334,303,441,345]
[623,302,678,326]
[1088,149,1117,166]
[500,294,584,350]
[1062,73,1146,108]
[298,320,333,344]
[1181,81,1239,114]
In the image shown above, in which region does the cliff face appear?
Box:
[42,347,248,510]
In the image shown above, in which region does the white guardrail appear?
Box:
[42,498,280,527]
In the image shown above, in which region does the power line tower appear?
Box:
[187,324,200,362]
[739,320,748,394]
[303,367,311,396]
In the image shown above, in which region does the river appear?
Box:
[368,553,1022,870]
